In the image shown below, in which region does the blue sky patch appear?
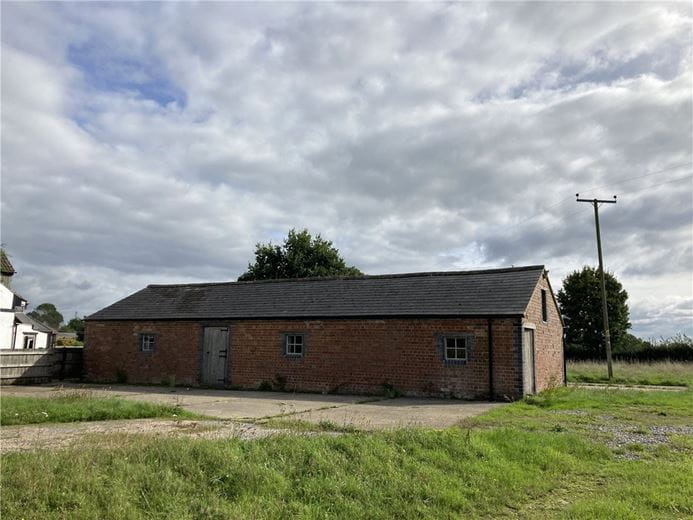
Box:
[68,39,186,108]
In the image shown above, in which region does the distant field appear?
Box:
[567,360,693,387]
[0,392,197,426]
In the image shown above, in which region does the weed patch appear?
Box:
[0,394,199,426]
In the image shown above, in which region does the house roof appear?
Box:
[87,265,546,321]
[1,250,15,275]
[16,313,56,333]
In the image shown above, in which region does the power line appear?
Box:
[577,161,692,197]
[503,172,693,242]
[615,172,693,196]
[503,161,692,233]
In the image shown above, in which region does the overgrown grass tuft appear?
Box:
[261,418,360,433]
[0,393,198,426]
[567,360,693,387]
[1,427,610,519]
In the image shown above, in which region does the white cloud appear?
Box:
[1,1,691,338]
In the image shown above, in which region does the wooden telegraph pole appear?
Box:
[576,194,617,379]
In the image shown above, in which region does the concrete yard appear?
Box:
[1,383,504,429]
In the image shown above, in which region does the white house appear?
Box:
[1,251,55,350]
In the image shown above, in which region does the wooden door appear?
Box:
[522,328,535,395]
[201,327,229,387]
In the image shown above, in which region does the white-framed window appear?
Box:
[139,333,156,352]
[23,335,36,350]
[444,336,467,361]
[284,334,304,356]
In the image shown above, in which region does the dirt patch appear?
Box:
[0,419,290,453]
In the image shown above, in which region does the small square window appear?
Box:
[444,337,467,361]
[285,334,304,356]
[139,333,156,352]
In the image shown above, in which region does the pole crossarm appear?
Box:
[576,194,617,204]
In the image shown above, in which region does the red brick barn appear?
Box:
[84,265,564,399]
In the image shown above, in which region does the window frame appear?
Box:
[437,333,474,365]
[443,336,468,361]
[139,333,157,353]
[541,289,548,323]
[23,334,36,350]
[282,333,306,358]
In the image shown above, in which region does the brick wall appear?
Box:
[523,273,565,392]
[85,316,526,399]
[84,321,200,386]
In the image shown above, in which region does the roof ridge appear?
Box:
[147,265,546,289]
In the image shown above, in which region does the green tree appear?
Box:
[65,317,85,341]
[239,229,362,281]
[28,303,63,330]
[557,266,631,358]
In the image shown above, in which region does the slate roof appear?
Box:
[1,250,15,275]
[16,313,56,333]
[87,265,545,321]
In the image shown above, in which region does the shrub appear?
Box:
[56,337,83,347]
[258,381,273,391]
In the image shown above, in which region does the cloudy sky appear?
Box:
[1,1,691,338]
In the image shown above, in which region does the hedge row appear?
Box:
[566,342,693,362]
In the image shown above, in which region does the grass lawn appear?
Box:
[568,360,693,387]
[0,392,198,426]
[2,387,691,519]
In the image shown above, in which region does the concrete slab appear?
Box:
[289,398,506,429]
[0,383,361,420]
[0,383,504,428]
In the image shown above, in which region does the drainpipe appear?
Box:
[487,318,494,399]
[562,331,567,386]
[11,317,17,350]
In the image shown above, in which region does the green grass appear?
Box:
[465,386,693,436]
[568,360,693,387]
[0,392,198,426]
[2,387,692,519]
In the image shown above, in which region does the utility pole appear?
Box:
[576,194,617,379]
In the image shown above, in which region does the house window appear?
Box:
[541,289,548,323]
[284,334,304,357]
[444,336,467,361]
[23,335,35,350]
[139,333,156,352]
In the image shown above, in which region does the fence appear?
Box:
[0,347,83,384]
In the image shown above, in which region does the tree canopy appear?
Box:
[28,303,63,330]
[557,266,631,358]
[65,317,86,341]
[238,229,362,281]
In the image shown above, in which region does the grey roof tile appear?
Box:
[87,265,545,321]
[16,313,56,333]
